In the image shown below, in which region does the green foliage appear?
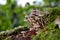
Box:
[32,29,60,40]
[43,0,60,7]
[0,0,24,31]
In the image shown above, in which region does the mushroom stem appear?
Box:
[23,33,25,37]
[21,31,26,37]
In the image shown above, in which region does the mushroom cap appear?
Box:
[21,31,26,33]
[24,15,29,22]
[31,10,36,15]
[35,16,41,20]
[33,23,40,28]
[38,11,44,16]
[30,9,44,17]
[30,27,34,31]
[55,18,60,24]
[31,9,40,15]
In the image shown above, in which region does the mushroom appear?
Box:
[38,11,44,17]
[21,31,26,37]
[55,18,60,29]
[24,15,29,22]
[30,27,34,31]
[32,22,40,31]
[33,22,40,28]
[30,24,34,31]
[31,10,37,15]
[35,16,41,20]
[30,18,36,23]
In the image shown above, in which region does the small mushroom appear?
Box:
[29,28,34,31]
[30,24,34,31]
[55,18,60,29]
[38,11,44,17]
[35,16,41,20]
[21,31,26,37]
[24,15,29,22]
[33,23,40,28]
[30,18,35,23]
[32,10,37,15]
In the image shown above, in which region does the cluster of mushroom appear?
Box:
[11,31,31,40]
[24,9,46,33]
[9,26,36,40]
